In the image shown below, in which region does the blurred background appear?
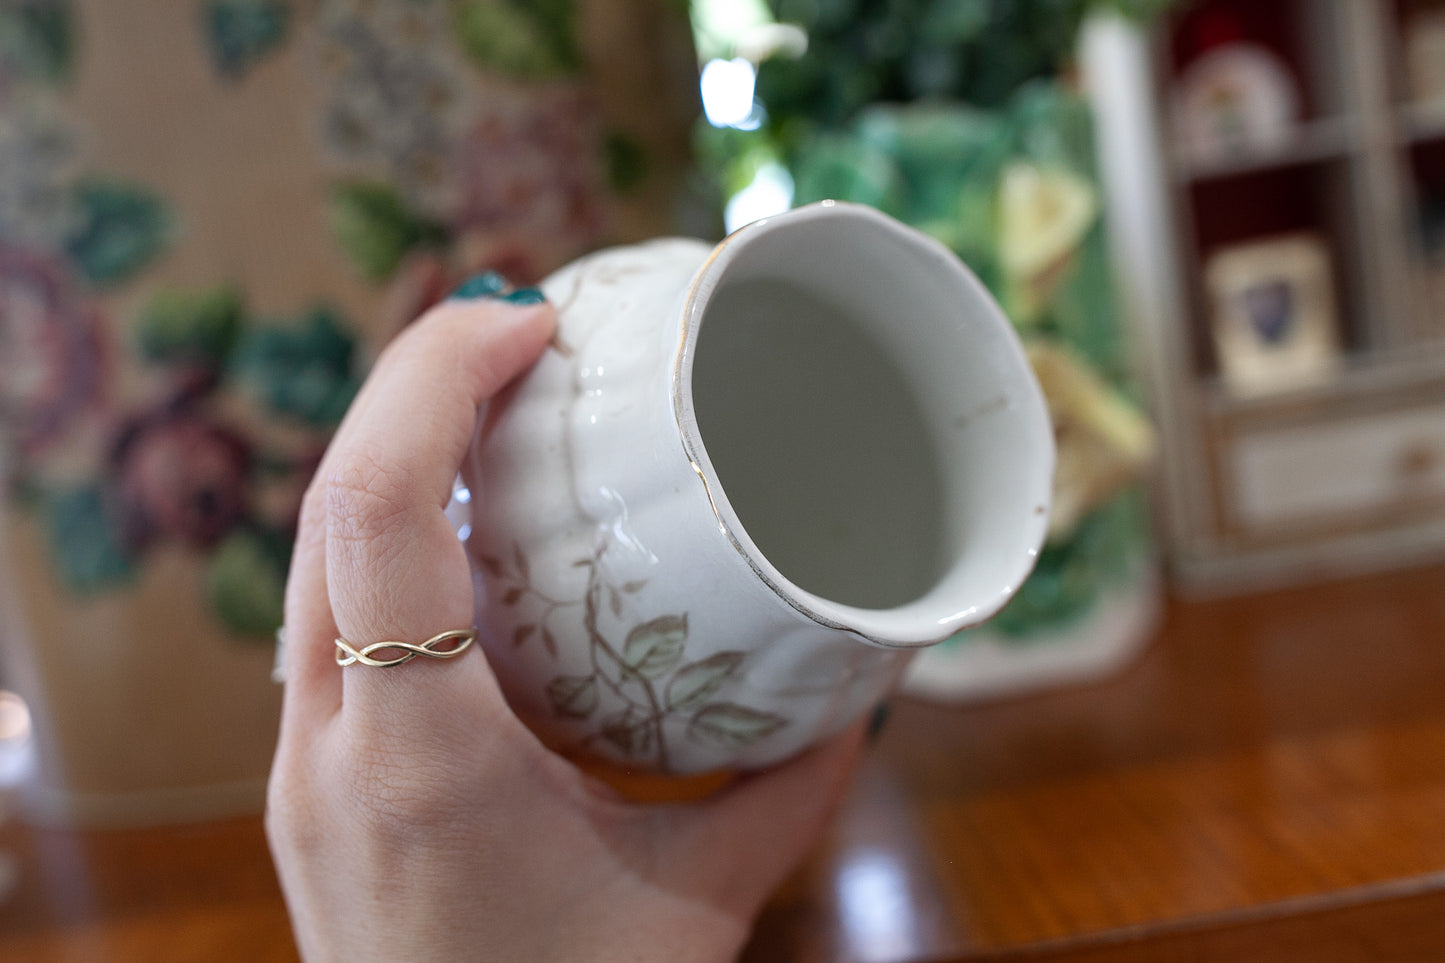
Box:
[2,1,1445,959]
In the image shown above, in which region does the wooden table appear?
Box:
[4,562,1445,962]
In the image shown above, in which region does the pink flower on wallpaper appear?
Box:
[0,245,106,457]
[450,86,608,277]
[111,412,253,550]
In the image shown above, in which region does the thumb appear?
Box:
[647,721,867,918]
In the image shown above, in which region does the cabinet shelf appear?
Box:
[1199,342,1445,418]
[1397,101,1445,144]
[1172,115,1356,182]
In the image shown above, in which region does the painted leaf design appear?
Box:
[545,675,597,719]
[599,707,653,757]
[608,586,622,618]
[665,652,744,711]
[502,587,524,605]
[688,703,787,750]
[539,626,558,658]
[622,614,687,678]
[512,624,535,647]
[512,543,530,581]
[621,580,648,594]
[479,554,505,578]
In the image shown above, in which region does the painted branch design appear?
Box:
[481,541,787,771]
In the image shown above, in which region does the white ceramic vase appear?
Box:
[459,202,1054,774]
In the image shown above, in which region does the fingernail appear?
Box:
[501,287,546,305]
[866,701,891,743]
[449,271,509,300]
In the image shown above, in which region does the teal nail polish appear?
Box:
[501,287,546,305]
[450,271,509,300]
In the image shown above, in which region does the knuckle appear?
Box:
[339,739,472,840]
[324,450,417,546]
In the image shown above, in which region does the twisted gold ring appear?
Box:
[335,628,478,668]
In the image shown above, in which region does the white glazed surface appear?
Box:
[461,203,1052,774]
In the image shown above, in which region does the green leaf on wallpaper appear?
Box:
[451,0,580,80]
[202,0,290,79]
[0,0,74,84]
[207,529,286,636]
[328,181,446,282]
[604,131,648,194]
[44,486,135,593]
[64,180,173,288]
[231,306,360,426]
[134,286,244,368]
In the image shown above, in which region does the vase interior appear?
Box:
[691,277,948,610]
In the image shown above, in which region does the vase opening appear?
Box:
[690,276,949,610]
[676,202,1053,647]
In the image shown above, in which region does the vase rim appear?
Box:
[671,200,1054,649]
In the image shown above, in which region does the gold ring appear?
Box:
[335,628,478,668]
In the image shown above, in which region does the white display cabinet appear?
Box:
[1084,1,1445,592]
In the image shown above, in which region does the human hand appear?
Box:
[265,292,866,963]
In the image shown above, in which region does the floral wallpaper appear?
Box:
[0,0,696,638]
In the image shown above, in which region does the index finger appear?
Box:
[313,297,554,724]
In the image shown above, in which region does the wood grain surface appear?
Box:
[3,561,1445,962]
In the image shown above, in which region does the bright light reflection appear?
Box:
[0,691,29,743]
[835,847,920,962]
[700,57,756,127]
[724,162,794,233]
[0,690,34,791]
[456,523,472,541]
[453,486,471,504]
[731,101,765,131]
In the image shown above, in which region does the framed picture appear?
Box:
[1204,234,1341,397]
